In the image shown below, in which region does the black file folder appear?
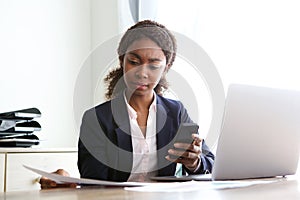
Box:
[0,134,40,147]
[0,107,41,120]
[5,121,41,132]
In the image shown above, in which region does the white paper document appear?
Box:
[24,165,280,191]
[23,165,151,187]
[124,179,279,192]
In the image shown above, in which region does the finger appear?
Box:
[40,177,55,186]
[174,142,191,150]
[174,143,201,154]
[165,155,179,163]
[40,181,77,189]
[166,148,187,163]
[191,134,202,146]
[180,157,200,169]
[165,154,190,163]
[168,148,199,160]
[54,183,77,188]
[54,169,70,176]
[165,154,198,168]
[40,179,57,189]
[168,148,185,158]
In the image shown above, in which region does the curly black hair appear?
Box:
[104,20,177,100]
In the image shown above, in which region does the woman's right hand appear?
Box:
[39,169,77,189]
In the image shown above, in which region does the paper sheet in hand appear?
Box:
[23,165,150,187]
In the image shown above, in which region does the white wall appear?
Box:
[155,0,300,94]
[72,0,120,137]
[90,0,119,50]
[0,0,91,148]
[196,0,300,92]
[90,0,119,105]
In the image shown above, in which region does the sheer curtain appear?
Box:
[119,0,201,38]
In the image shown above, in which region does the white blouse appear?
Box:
[124,92,158,182]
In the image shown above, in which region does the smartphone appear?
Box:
[174,123,199,143]
[169,122,199,159]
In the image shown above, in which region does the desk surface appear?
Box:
[1,177,300,200]
[0,147,77,153]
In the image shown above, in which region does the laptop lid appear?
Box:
[212,84,300,180]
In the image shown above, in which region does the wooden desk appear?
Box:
[1,177,300,200]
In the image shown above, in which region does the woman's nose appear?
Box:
[135,65,148,79]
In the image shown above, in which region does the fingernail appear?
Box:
[50,182,56,187]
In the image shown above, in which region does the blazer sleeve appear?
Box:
[184,140,215,175]
[77,109,110,180]
[178,102,215,174]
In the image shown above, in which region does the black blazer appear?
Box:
[78,93,214,182]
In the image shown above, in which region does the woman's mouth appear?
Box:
[134,82,148,90]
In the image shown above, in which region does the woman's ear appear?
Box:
[164,63,171,73]
[119,55,124,68]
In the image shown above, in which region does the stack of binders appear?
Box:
[0,108,41,147]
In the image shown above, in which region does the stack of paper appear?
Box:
[0,108,41,147]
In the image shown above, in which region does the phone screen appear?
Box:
[174,123,199,143]
[169,123,199,159]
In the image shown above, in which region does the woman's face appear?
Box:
[123,38,167,97]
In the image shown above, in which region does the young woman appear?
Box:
[40,20,214,188]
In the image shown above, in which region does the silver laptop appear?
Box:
[152,84,300,181]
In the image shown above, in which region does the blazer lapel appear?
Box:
[156,96,177,176]
[111,94,133,176]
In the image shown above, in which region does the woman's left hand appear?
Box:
[166,134,202,171]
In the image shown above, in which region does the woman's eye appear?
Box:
[149,65,160,70]
[128,60,139,65]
